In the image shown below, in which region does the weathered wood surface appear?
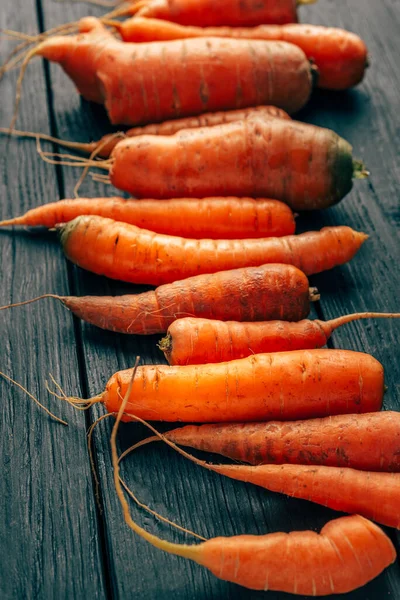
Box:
[1,0,400,598]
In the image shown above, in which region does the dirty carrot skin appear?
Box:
[130,0,317,26]
[163,412,400,471]
[94,349,384,422]
[3,264,314,334]
[207,463,400,529]
[59,217,367,285]
[161,312,400,365]
[109,117,367,209]
[119,19,368,90]
[0,197,296,238]
[25,18,313,127]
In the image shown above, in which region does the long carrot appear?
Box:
[105,117,367,209]
[65,349,385,422]
[13,18,313,129]
[110,381,396,595]
[0,264,315,334]
[206,463,400,530]
[117,19,368,90]
[127,0,317,27]
[59,217,367,285]
[161,312,400,365]
[161,412,400,471]
[1,106,291,159]
[0,197,296,238]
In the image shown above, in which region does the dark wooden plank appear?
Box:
[0,2,107,598]
[24,0,400,597]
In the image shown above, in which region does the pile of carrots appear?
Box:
[1,0,400,596]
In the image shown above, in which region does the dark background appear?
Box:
[1,0,399,598]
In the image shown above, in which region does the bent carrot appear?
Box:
[111,386,396,595]
[161,312,400,364]
[14,18,313,129]
[80,349,384,422]
[0,264,314,334]
[107,117,367,209]
[130,0,317,27]
[162,412,400,471]
[118,19,368,90]
[59,217,367,285]
[1,106,291,158]
[206,463,400,529]
[0,196,296,238]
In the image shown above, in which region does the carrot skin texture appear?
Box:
[135,0,300,26]
[122,19,368,90]
[102,350,384,422]
[60,217,367,285]
[61,263,311,334]
[110,118,355,210]
[94,106,291,157]
[3,197,296,238]
[37,19,312,125]
[212,463,400,529]
[194,515,396,594]
[165,412,400,471]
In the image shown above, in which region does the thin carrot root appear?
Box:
[0,127,98,155]
[0,294,63,311]
[36,138,113,170]
[0,371,68,425]
[297,0,318,4]
[46,373,102,410]
[73,132,123,197]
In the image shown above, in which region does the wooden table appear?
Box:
[1,1,399,598]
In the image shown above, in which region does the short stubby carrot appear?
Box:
[130,0,316,26]
[0,197,296,239]
[119,19,368,90]
[20,18,313,128]
[161,312,400,364]
[163,412,400,471]
[109,117,367,209]
[208,463,400,529]
[3,264,314,334]
[92,349,384,422]
[59,217,367,285]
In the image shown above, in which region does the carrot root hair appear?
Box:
[73,132,124,197]
[0,371,68,425]
[46,373,103,410]
[0,127,99,156]
[328,312,400,331]
[0,294,64,311]
[297,0,318,4]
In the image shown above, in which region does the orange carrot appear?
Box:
[107,367,396,596]
[162,412,400,471]
[0,264,314,334]
[118,19,368,90]
[81,349,384,422]
[128,0,317,26]
[107,117,367,209]
[15,18,313,129]
[59,217,367,285]
[0,196,296,238]
[204,463,400,529]
[161,312,400,364]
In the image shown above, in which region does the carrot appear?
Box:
[59,217,367,285]
[106,117,367,209]
[1,106,291,159]
[129,0,317,27]
[110,379,396,595]
[0,264,315,334]
[118,19,368,90]
[161,312,400,365]
[13,18,313,129]
[68,349,384,422]
[205,463,400,530]
[161,412,400,471]
[0,196,296,238]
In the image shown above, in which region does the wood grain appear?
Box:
[1,0,399,597]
